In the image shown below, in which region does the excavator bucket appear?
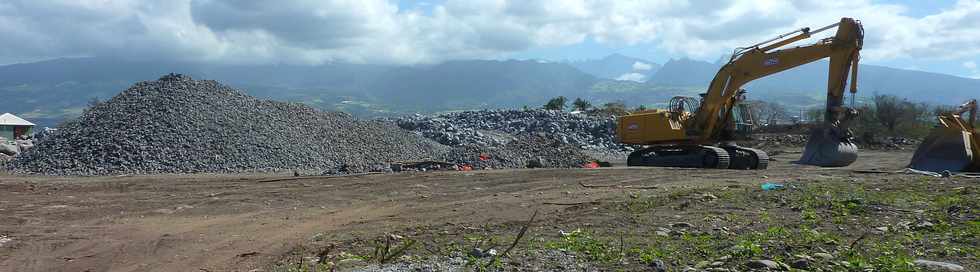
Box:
[973,133,980,171]
[798,126,858,167]
[908,126,976,172]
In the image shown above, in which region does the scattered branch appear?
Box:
[316,244,335,264]
[851,169,902,174]
[372,234,415,264]
[503,210,538,257]
[578,181,616,188]
[256,172,379,183]
[236,251,259,258]
[579,180,658,189]
[848,231,869,251]
[542,201,601,206]
[622,185,660,189]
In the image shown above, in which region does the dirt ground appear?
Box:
[0,150,974,272]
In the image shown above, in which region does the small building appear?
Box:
[0,113,35,140]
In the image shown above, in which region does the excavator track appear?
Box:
[722,146,769,170]
[627,145,730,169]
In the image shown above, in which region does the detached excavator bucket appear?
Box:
[908,126,976,172]
[798,126,858,167]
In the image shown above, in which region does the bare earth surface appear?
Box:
[0,150,974,271]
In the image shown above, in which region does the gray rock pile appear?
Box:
[0,136,34,168]
[393,109,629,162]
[395,110,623,149]
[0,136,33,157]
[439,134,597,169]
[7,74,449,175]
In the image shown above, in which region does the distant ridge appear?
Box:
[0,55,977,127]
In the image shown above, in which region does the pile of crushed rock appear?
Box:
[7,74,609,175]
[393,109,630,162]
[438,134,598,170]
[0,136,34,165]
[8,74,450,175]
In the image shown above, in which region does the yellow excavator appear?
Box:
[909,99,979,172]
[617,18,864,169]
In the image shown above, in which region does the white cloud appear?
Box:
[1,0,979,66]
[965,61,980,78]
[632,61,652,71]
[616,72,647,82]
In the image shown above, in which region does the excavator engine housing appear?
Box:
[617,110,689,145]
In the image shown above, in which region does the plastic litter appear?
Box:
[761,182,785,191]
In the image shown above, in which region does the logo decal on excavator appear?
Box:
[764,58,779,66]
[627,123,639,130]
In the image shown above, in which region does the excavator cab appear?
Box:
[731,92,755,139]
[909,99,979,172]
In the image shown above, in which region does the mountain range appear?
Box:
[1,55,978,127]
[566,54,661,82]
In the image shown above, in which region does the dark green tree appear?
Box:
[543,96,568,111]
[572,98,592,112]
[597,101,629,116]
[872,94,923,133]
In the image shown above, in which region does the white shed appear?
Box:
[0,113,35,140]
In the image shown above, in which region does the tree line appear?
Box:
[541,96,647,116]
[772,93,974,140]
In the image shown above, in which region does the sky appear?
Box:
[1,0,979,78]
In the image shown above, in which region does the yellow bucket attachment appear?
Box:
[909,126,976,172]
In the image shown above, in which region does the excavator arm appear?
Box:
[689,18,864,167]
[955,99,977,128]
[690,18,864,142]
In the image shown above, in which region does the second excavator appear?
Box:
[617,18,864,169]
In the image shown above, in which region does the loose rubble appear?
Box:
[0,135,33,167]
[914,259,966,271]
[7,74,450,175]
[393,109,629,163]
[437,134,599,170]
[0,135,33,156]
[349,250,594,272]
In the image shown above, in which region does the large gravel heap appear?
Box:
[394,110,629,162]
[8,74,449,175]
